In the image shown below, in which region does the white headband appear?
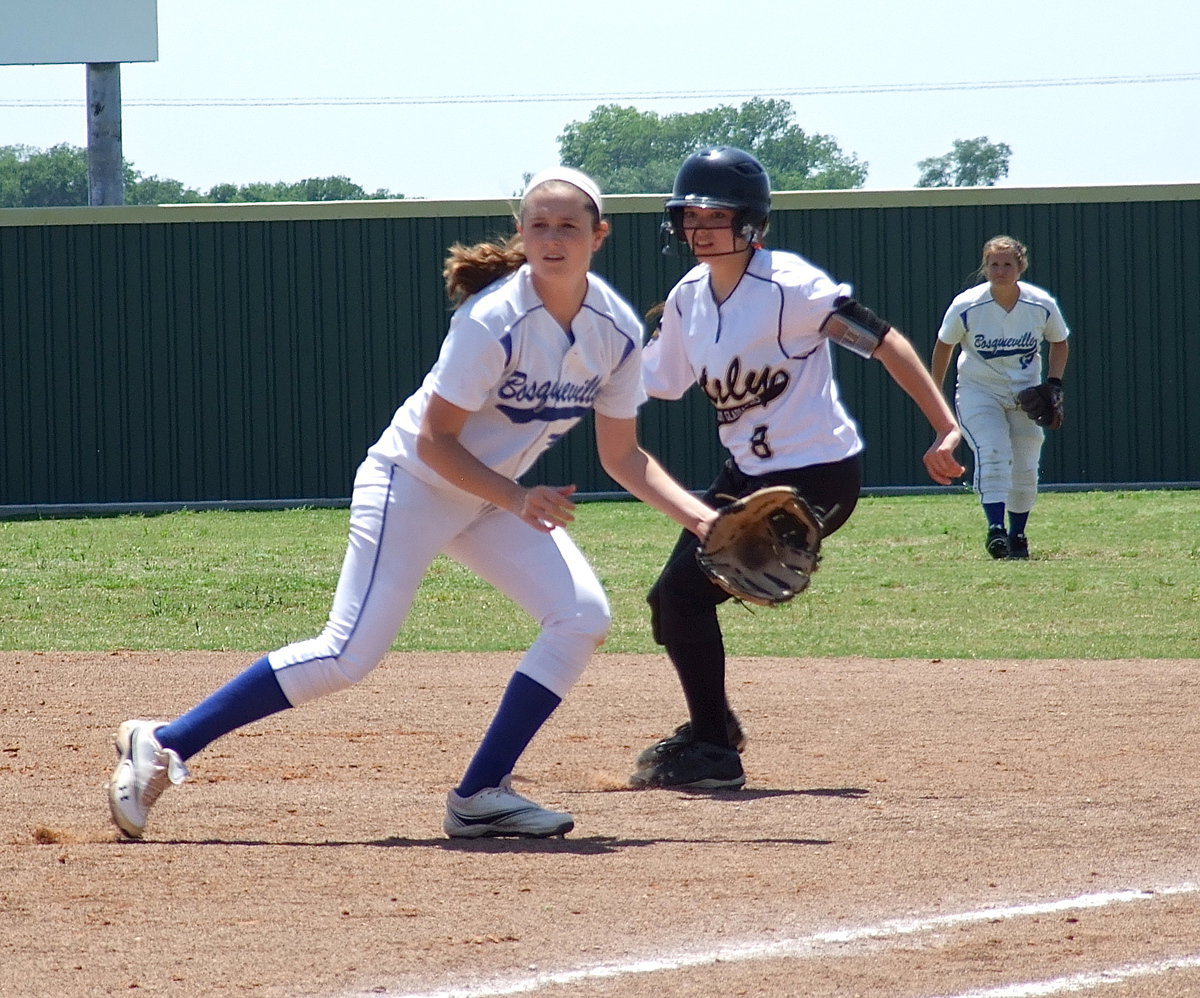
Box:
[523,166,603,217]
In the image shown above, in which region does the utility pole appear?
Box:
[86,62,124,206]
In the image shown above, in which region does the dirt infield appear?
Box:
[5,650,1200,997]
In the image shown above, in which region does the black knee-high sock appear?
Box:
[664,639,729,746]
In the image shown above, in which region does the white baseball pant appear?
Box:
[956,381,1045,513]
[268,456,611,706]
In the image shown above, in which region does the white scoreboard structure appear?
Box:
[1,0,159,205]
[0,0,158,66]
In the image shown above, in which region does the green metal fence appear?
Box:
[1,184,1197,513]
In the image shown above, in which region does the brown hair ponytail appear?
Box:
[443,235,527,306]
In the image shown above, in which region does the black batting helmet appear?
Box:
[662,146,772,251]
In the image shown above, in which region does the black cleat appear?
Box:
[630,740,746,790]
[634,710,747,769]
[986,525,1010,559]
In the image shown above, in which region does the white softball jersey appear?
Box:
[936,281,1070,391]
[269,264,644,707]
[372,263,646,484]
[643,247,863,476]
[938,281,1070,511]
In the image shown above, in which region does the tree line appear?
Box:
[1,98,1010,208]
[0,143,401,207]
[559,99,1010,194]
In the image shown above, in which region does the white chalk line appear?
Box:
[928,952,1200,997]
[352,881,1199,998]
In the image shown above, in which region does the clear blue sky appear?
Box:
[2,0,1197,200]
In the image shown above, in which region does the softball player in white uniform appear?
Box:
[932,235,1070,559]
[631,146,964,790]
[108,167,714,840]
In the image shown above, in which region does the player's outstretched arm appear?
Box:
[872,330,966,485]
[593,413,715,540]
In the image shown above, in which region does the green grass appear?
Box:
[1,490,1197,658]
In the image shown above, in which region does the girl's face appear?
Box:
[984,248,1025,288]
[680,205,749,258]
[519,187,607,281]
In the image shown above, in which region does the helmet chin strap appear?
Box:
[660,216,764,257]
[687,224,758,259]
[688,217,764,256]
[690,245,754,259]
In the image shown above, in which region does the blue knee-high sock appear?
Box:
[983,502,1006,529]
[155,656,292,761]
[1008,510,1029,535]
[455,672,561,798]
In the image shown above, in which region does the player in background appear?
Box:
[108,167,715,840]
[931,236,1070,559]
[633,146,964,791]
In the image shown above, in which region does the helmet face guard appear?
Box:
[662,204,768,244]
[661,146,772,255]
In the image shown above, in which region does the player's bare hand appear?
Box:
[519,484,577,532]
[923,427,966,485]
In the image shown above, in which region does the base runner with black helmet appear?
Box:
[632,146,965,790]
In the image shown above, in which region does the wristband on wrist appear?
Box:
[1047,377,1063,387]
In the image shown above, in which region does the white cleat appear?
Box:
[443,775,574,839]
[107,720,188,839]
